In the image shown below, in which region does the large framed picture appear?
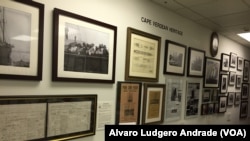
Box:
[52,8,117,83]
[220,53,230,72]
[219,74,228,94]
[187,47,205,77]
[125,27,161,82]
[204,57,220,88]
[218,96,227,113]
[142,83,165,124]
[0,0,44,80]
[240,101,248,118]
[229,52,237,68]
[241,83,249,100]
[243,60,250,82]
[115,81,142,125]
[164,40,187,76]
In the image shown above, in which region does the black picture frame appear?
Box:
[229,52,237,68]
[0,0,44,80]
[218,96,227,113]
[204,57,220,88]
[236,75,242,89]
[227,92,234,106]
[219,74,228,94]
[52,8,117,83]
[115,81,142,125]
[164,40,187,76]
[241,83,249,100]
[240,101,248,118]
[234,92,241,106]
[220,53,230,72]
[237,57,244,71]
[228,71,236,86]
[187,47,205,77]
[243,60,250,82]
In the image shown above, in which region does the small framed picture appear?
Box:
[204,57,220,88]
[220,53,230,72]
[218,96,227,113]
[243,60,250,82]
[228,71,236,86]
[241,83,249,100]
[240,101,248,118]
[201,104,208,115]
[229,52,237,68]
[207,103,215,114]
[234,92,241,106]
[211,89,219,102]
[142,83,165,124]
[237,57,244,71]
[202,89,211,102]
[187,47,205,77]
[227,92,234,106]
[236,75,242,89]
[220,74,228,94]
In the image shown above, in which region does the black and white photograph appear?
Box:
[202,89,210,102]
[227,92,234,106]
[207,103,215,114]
[237,57,244,71]
[229,71,236,86]
[229,52,237,68]
[236,75,242,89]
[204,57,220,88]
[241,83,249,100]
[218,96,227,113]
[185,81,201,118]
[243,60,250,82]
[220,74,228,93]
[164,40,186,76]
[0,1,44,80]
[234,92,241,106]
[52,8,117,83]
[220,53,230,72]
[211,89,219,102]
[240,101,248,118]
[187,47,205,77]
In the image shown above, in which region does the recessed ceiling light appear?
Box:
[237,32,250,42]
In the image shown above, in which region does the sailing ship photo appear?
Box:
[0,6,31,67]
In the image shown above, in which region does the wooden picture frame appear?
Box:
[241,83,249,100]
[229,52,237,68]
[52,8,117,83]
[237,57,244,71]
[228,71,236,86]
[234,92,241,106]
[227,92,234,106]
[164,40,187,76]
[0,0,44,80]
[204,57,220,88]
[219,74,228,94]
[240,101,248,118]
[243,60,250,82]
[218,96,227,113]
[220,53,230,72]
[115,81,142,125]
[125,27,161,82]
[187,47,205,77]
[142,83,165,124]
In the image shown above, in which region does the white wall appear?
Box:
[1,0,250,141]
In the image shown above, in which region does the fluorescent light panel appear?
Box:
[237,32,250,42]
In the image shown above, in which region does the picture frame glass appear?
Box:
[187,47,205,77]
[204,57,220,88]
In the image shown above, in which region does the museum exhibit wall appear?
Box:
[0,0,250,141]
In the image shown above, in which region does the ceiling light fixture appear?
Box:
[237,32,250,42]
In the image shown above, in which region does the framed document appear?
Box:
[125,27,161,82]
[115,81,142,125]
[142,83,165,124]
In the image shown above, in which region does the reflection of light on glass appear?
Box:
[12,35,37,41]
[212,38,218,50]
[238,32,250,42]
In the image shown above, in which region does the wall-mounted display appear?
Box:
[241,83,249,100]
[125,27,161,82]
[165,78,183,122]
[204,57,220,88]
[229,71,236,86]
[229,52,237,68]
[220,74,228,94]
[218,96,227,113]
[243,60,250,82]
[0,0,44,80]
[234,92,241,106]
[237,57,244,71]
[220,53,230,72]
[52,8,117,83]
[164,40,186,76]
[236,75,242,89]
[115,81,142,125]
[240,101,248,118]
[0,95,97,141]
[187,47,205,77]
[142,83,165,124]
[227,92,234,106]
[185,81,201,118]
[210,32,219,57]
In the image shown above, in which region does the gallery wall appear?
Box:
[0,0,250,141]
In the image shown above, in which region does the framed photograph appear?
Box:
[125,27,161,82]
[164,40,187,76]
[218,96,227,113]
[243,60,250,82]
[211,89,219,102]
[228,71,236,86]
[240,101,248,118]
[236,75,242,89]
[234,92,241,106]
[201,104,208,115]
[187,47,205,77]
[220,74,228,94]
[237,57,244,71]
[220,53,230,72]
[229,52,237,68]
[207,103,215,114]
[0,0,44,80]
[185,81,201,118]
[202,89,211,102]
[142,83,165,124]
[241,83,249,100]
[52,8,117,83]
[204,57,220,88]
[227,92,234,106]
[115,81,142,125]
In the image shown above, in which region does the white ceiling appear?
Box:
[151,0,250,48]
